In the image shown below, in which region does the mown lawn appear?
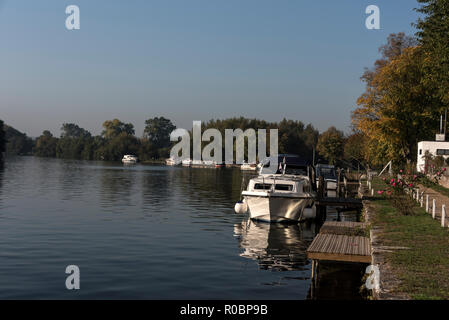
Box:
[368,178,449,300]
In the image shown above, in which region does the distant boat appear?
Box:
[122,155,138,164]
[241,161,257,171]
[182,159,192,167]
[165,157,176,166]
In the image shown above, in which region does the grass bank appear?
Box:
[368,177,449,300]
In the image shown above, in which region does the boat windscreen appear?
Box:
[316,167,336,180]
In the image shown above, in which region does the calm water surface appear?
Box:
[0,157,323,299]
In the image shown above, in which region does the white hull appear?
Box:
[122,160,137,164]
[243,194,314,222]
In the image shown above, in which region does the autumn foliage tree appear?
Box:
[316,126,345,165]
[352,33,441,166]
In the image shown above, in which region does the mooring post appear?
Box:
[442,205,446,227]
[420,194,423,207]
[426,195,429,213]
[432,199,436,219]
[371,188,374,196]
[416,188,420,201]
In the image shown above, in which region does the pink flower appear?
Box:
[392,182,396,187]
[377,190,384,195]
[400,170,403,173]
[444,168,447,172]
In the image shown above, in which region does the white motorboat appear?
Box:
[241,161,257,171]
[122,154,138,164]
[315,164,338,197]
[165,157,177,166]
[182,159,192,166]
[240,154,316,222]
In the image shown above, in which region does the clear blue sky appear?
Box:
[0,0,421,137]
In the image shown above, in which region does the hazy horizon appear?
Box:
[0,0,420,137]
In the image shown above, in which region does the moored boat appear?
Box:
[241,161,257,171]
[315,164,338,197]
[165,157,176,166]
[182,159,192,167]
[122,154,138,164]
[240,154,316,222]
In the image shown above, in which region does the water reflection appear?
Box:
[234,219,316,271]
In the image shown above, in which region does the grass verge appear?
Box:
[369,178,449,300]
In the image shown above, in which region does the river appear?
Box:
[0,156,361,299]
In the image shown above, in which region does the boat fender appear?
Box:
[234,200,248,214]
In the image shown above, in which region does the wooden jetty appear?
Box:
[307,233,371,264]
[307,221,372,281]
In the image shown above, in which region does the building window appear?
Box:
[419,149,422,155]
[436,149,449,156]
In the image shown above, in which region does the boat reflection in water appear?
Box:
[234,219,317,271]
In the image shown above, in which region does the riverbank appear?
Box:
[365,177,449,299]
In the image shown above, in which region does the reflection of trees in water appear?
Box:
[0,162,3,208]
[99,167,137,208]
[56,159,92,201]
[234,220,316,271]
[172,168,256,207]
[141,167,173,207]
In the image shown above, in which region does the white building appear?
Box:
[417,135,449,172]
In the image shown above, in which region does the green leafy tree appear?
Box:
[416,0,449,105]
[61,123,91,139]
[34,130,58,157]
[101,119,135,139]
[316,126,345,165]
[3,125,34,156]
[144,117,176,149]
[57,123,93,160]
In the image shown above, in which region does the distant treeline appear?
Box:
[1,116,362,167]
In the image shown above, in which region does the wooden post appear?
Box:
[371,188,374,196]
[337,168,341,198]
[416,188,420,201]
[442,205,446,227]
[420,194,423,207]
[426,195,429,213]
[432,199,436,219]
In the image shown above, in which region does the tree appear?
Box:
[101,119,135,139]
[34,130,58,157]
[61,123,91,139]
[416,0,449,105]
[3,124,34,156]
[344,132,367,169]
[57,123,93,160]
[0,120,5,161]
[352,34,441,166]
[316,126,345,165]
[143,117,176,149]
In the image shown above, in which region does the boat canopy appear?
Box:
[260,154,311,175]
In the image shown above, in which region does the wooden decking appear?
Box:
[307,221,372,264]
[319,221,367,236]
[315,197,363,208]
